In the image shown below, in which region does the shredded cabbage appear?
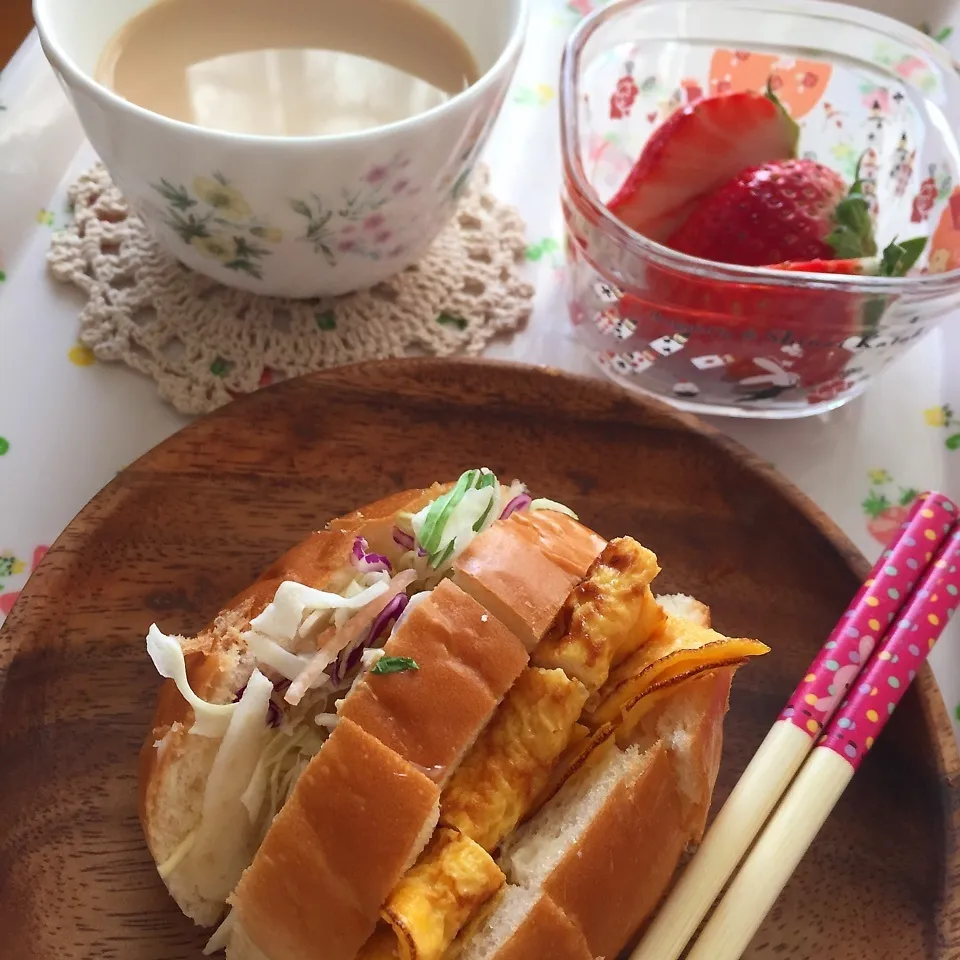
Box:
[146,625,237,737]
[335,648,383,707]
[248,578,389,648]
[241,686,333,843]
[506,478,527,499]
[185,669,275,902]
[204,909,236,955]
[288,569,417,705]
[239,753,267,824]
[246,631,313,681]
[311,569,390,635]
[393,590,430,634]
[529,497,579,520]
[361,647,386,669]
[408,468,503,576]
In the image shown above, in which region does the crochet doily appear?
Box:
[48,164,533,415]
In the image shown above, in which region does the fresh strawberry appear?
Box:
[607,89,799,242]
[666,159,878,266]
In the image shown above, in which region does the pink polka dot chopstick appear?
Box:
[632,491,959,960]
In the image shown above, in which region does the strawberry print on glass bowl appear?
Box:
[560,0,960,418]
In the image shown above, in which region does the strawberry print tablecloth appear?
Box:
[0,0,958,736]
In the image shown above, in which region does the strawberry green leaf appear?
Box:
[857,236,928,337]
[862,490,890,518]
[825,175,877,259]
[878,236,927,277]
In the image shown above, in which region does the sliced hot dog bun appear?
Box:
[230,717,442,960]
[339,578,528,785]
[453,510,605,651]
[139,486,447,925]
[139,469,767,960]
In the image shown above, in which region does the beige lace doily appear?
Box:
[48,164,533,415]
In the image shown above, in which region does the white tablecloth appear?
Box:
[1,0,958,734]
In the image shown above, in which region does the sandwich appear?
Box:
[139,469,768,960]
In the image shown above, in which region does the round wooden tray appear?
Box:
[0,358,957,959]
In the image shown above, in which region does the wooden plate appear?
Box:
[1,358,957,960]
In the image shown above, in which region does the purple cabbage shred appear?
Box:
[392,527,416,551]
[500,493,532,520]
[353,535,392,573]
[331,592,409,685]
[266,699,283,728]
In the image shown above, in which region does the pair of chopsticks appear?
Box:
[632,491,960,960]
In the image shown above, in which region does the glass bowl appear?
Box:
[560,0,960,418]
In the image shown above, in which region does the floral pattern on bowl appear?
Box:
[291,153,421,265]
[141,147,482,295]
[151,173,282,280]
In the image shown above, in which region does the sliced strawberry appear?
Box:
[770,257,865,275]
[770,236,927,277]
[607,90,799,242]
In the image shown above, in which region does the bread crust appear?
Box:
[232,718,441,960]
[645,666,734,843]
[339,579,528,783]
[541,740,685,960]
[453,511,605,651]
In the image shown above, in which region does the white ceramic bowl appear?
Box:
[34,0,527,298]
